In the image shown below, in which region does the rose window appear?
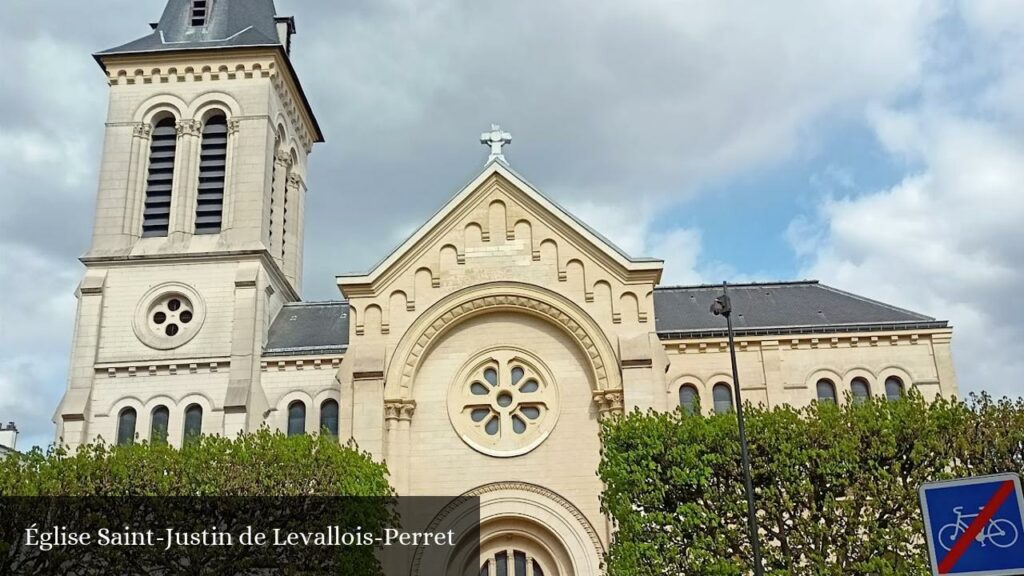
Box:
[448,348,559,457]
[132,282,205,350]
[148,294,195,337]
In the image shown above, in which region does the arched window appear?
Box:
[288,401,306,437]
[713,383,733,415]
[183,404,203,443]
[851,378,871,403]
[116,407,137,446]
[678,385,700,414]
[150,405,169,444]
[142,117,177,237]
[885,376,905,401]
[195,113,228,234]
[320,399,339,436]
[816,379,837,404]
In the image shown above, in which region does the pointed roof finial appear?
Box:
[480,124,512,165]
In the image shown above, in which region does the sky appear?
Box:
[1,0,1022,450]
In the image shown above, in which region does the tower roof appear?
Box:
[94,0,323,143]
[97,0,284,56]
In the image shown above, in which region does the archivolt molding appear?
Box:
[412,481,605,575]
[384,282,621,399]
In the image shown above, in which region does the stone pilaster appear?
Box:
[54,269,107,448]
[222,262,270,435]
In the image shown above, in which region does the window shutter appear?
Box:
[142,118,177,237]
[195,115,227,234]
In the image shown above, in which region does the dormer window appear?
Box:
[190,0,209,27]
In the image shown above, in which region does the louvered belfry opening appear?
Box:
[195,114,228,234]
[142,117,177,237]
[190,0,209,27]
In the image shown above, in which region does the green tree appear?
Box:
[0,429,395,575]
[599,392,1024,576]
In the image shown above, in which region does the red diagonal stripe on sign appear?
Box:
[938,480,1016,574]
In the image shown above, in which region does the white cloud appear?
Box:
[796,114,1024,399]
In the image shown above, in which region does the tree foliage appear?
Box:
[0,428,393,497]
[0,429,395,575]
[599,392,1024,575]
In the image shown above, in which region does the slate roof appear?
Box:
[95,0,324,142]
[264,301,349,356]
[654,280,947,338]
[97,0,282,56]
[261,281,946,357]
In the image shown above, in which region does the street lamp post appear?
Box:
[710,281,765,576]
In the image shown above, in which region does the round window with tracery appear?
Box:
[133,282,206,350]
[447,348,559,458]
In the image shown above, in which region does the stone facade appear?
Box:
[53,3,958,574]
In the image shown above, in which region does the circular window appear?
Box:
[133,282,206,350]
[448,347,559,458]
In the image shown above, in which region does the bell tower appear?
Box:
[55,0,323,447]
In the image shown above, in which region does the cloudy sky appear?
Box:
[2,0,1022,449]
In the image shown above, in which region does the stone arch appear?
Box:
[878,365,915,394]
[385,282,621,400]
[412,481,605,576]
[275,389,316,434]
[670,374,705,412]
[187,90,243,119]
[487,199,507,242]
[806,368,844,402]
[133,93,188,124]
[843,366,877,399]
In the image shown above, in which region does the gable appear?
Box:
[338,161,662,298]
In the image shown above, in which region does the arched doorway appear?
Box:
[412,483,605,576]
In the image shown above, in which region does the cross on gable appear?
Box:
[480,124,512,165]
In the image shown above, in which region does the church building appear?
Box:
[54,1,958,574]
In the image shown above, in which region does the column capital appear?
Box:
[593,389,625,420]
[384,399,417,422]
[132,122,152,140]
[175,119,202,138]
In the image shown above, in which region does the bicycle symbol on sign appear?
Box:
[939,506,1020,551]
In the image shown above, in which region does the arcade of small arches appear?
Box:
[675,370,911,415]
[114,398,341,446]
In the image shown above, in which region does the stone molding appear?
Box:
[384,282,621,399]
[411,481,605,575]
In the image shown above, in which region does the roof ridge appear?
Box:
[814,283,936,321]
[655,280,819,291]
[282,300,347,307]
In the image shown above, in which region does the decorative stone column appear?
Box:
[221,119,241,232]
[282,172,304,290]
[171,119,202,239]
[122,122,152,239]
[268,149,291,267]
[384,398,416,495]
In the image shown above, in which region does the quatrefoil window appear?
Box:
[448,348,559,458]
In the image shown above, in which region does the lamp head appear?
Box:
[710,295,731,317]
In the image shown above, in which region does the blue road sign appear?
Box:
[920,473,1024,576]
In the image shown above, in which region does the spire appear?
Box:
[97,0,292,57]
